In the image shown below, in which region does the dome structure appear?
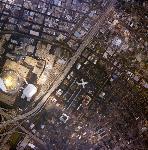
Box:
[0,70,21,94]
[21,84,37,101]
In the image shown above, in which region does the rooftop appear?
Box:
[0,0,148,149]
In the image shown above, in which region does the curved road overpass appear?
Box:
[0,0,116,128]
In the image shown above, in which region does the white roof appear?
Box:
[112,37,122,46]
[60,113,70,123]
[30,30,39,36]
[41,125,45,129]
[0,78,7,92]
[23,84,37,98]
[28,143,35,149]
[30,123,35,129]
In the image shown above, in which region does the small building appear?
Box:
[60,113,70,123]
[16,136,30,150]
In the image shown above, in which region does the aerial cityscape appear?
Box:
[0,0,147,150]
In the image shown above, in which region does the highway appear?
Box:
[0,0,116,129]
[0,109,48,150]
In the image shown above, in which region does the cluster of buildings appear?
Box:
[0,0,102,51]
[0,0,148,150]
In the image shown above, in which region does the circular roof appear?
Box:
[1,70,21,94]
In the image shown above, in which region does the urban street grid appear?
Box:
[0,0,148,150]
